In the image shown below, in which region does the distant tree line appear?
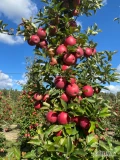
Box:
[0,88,120,103]
[0,89,21,102]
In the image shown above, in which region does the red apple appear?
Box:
[63,53,77,65]
[105,128,109,131]
[33,93,43,101]
[57,112,70,124]
[22,91,26,95]
[82,85,94,97]
[61,64,70,71]
[37,28,46,39]
[29,125,33,130]
[28,35,40,45]
[24,133,30,138]
[75,46,84,58]
[64,36,76,46]
[28,91,33,95]
[69,20,77,28]
[32,111,37,115]
[38,40,48,49]
[56,44,67,55]
[54,76,67,89]
[65,83,79,97]
[92,48,97,55]
[93,87,101,94]
[42,94,49,101]
[47,47,55,57]
[34,101,42,110]
[71,116,80,125]
[61,93,70,102]
[84,48,92,57]
[73,9,80,16]
[33,123,39,128]
[50,57,58,65]
[55,130,63,136]
[69,77,76,84]
[27,39,35,46]
[73,95,83,102]
[79,117,90,129]
[46,111,58,123]
[49,25,57,36]
[77,95,83,101]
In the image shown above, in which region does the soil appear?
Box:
[0,124,20,142]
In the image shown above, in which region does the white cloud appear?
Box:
[101,64,120,94]
[0,0,38,24]
[15,73,28,85]
[117,64,120,72]
[0,33,24,45]
[102,85,120,94]
[102,0,107,5]
[0,71,13,89]
[76,20,83,30]
[0,71,27,90]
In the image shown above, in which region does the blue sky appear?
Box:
[0,0,120,93]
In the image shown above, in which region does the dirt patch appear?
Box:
[0,124,20,142]
[3,130,20,142]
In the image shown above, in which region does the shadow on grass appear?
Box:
[0,151,7,158]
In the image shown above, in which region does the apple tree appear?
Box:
[17,0,120,159]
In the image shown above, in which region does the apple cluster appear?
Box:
[48,34,96,66]
[54,76,94,101]
[33,93,49,110]
[27,27,96,66]
[46,110,90,136]
[28,28,47,49]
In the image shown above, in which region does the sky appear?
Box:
[0,0,120,93]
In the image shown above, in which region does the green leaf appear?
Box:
[52,125,63,132]
[88,121,95,133]
[45,125,63,137]
[99,107,108,113]
[59,137,67,146]
[76,107,85,114]
[99,107,111,117]
[23,151,36,159]
[99,140,110,151]
[41,0,49,4]
[53,136,62,143]
[114,146,120,154]
[60,99,67,109]
[13,147,21,160]
[66,136,73,155]
[86,134,98,147]
[47,145,56,151]
[37,128,43,135]
[72,149,86,156]
[6,147,21,160]
[87,98,96,103]
[28,139,41,146]
[43,102,50,107]
[66,128,73,135]
[99,113,111,118]
[68,103,77,110]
